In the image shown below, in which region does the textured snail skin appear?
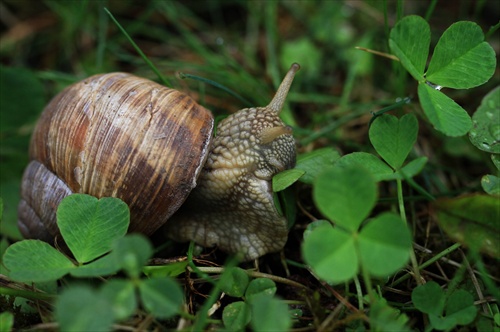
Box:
[167,64,299,260]
[167,108,295,260]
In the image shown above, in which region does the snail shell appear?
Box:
[18,73,213,240]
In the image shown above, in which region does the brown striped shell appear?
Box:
[18,73,213,240]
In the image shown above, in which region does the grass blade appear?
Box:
[104,7,171,87]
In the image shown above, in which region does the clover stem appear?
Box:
[361,262,375,303]
[397,178,423,285]
[353,275,365,310]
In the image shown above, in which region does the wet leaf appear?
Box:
[433,195,500,258]
[469,86,500,153]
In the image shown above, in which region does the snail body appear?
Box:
[18,64,300,260]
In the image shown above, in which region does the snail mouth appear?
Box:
[253,169,274,181]
[248,174,275,199]
[268,156,287,173]
[253,158,287,182]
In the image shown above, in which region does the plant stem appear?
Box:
[469,251,500,301]
[445,259,467,297]
[397,179,406,221]
[485,20,500,39]
[397,178,423,285]
[186,241,221,330]
[368,97,411,126]
[0,286,55,301]
[390,243,462,287]
[192,281,222,331]
[424,0,438,21]
[194,266,307,289]
[418,243,462,271]
[186,242,217,286]
[187,243,244,330]
[353,275,364,310]
[361,264,375,303]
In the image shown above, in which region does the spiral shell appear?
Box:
[19,73,213,239]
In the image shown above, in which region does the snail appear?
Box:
[18,64,300,261]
